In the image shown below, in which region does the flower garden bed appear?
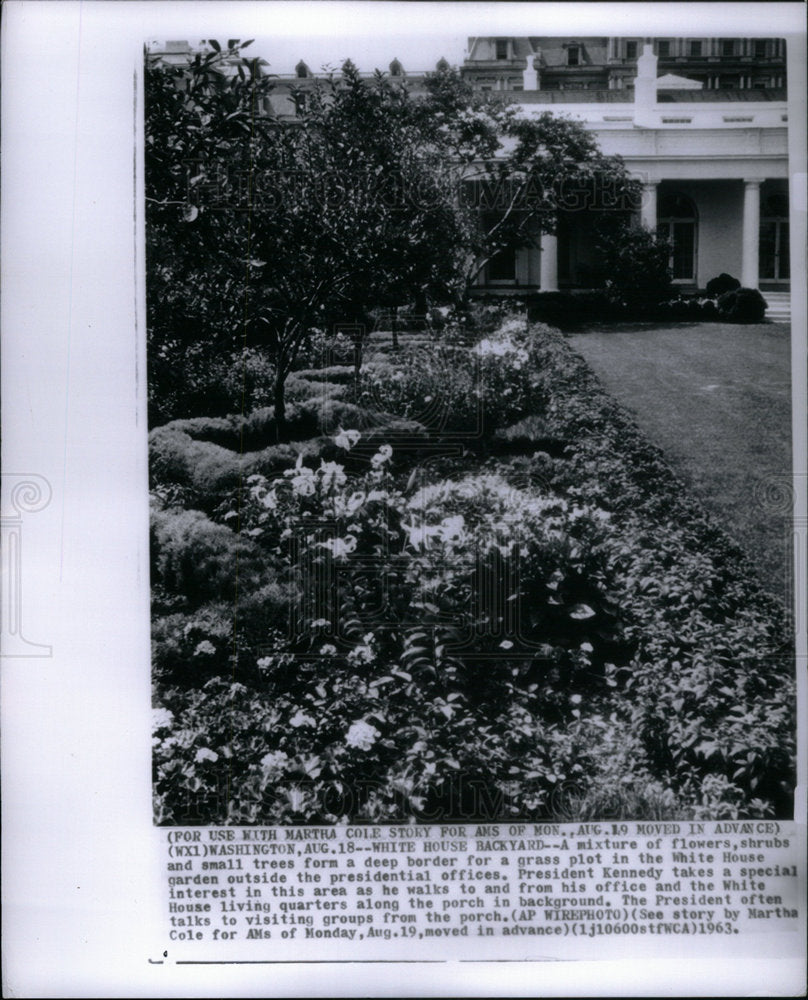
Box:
[150,318,795,824]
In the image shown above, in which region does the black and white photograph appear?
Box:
[2,2,806,996]
[147,31,797,826]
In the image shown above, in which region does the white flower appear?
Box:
[289,710,316,728]
[334,491,365,517]
[333,427,361,450]
[291,471,316,496]
[347,642,374,666]
[345,720,380,751]
[285,455,316,496]
[261,489,278,510]
[320,460,347,492]
[319,643,337,656]
[438,514,465,543]
[194,747,219,763]
[194,640,216,656]
[257,656,274,670]
[320,535,357,559]
[370,444,393,468]
[402,519,440,550]
[152,707,174,731]
[260,750,289,774]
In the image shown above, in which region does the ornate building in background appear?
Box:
[148,37,791,317]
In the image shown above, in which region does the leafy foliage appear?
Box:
[151,317,795,823]
[717,287,768,324]
[706,272,741,298]
[592,217,673,307]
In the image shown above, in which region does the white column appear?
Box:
[640,181,658,230]
[540,232,558,292]
[742,179,762,288]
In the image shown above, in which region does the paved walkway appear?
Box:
[568,322,792,603]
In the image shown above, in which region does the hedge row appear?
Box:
[517,325,795,816]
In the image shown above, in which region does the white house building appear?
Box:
[472,44,790,307]
[149,38,792,312]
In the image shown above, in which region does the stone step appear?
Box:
[763,292,790,323]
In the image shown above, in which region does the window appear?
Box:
[512,84,523,91]
[754,39,767,58]
[657,193,697,281]
[721,39,735,56]
[657,40,670,57]
[567,45,580,66]
[496,39,508,60]
[626,41,637,59]
[760,191,790,280]
[689,40,702,57]
[488,247,516,282]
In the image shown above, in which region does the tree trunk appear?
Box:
[415,289,428,329]
[391,306,399,351]
[274,367,287,442]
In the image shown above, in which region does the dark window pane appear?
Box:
[496,40,508,60]
[690,41,702,57]
[658,41,670,57]
[489,248,516,280]
[759,221,777,279]
[780,223,790,278]
[671,222,695,279]
[626,41,637,59]
[568,46,579,66]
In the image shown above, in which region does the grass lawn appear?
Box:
[568,321,792,603]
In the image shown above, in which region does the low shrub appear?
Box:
[527,291,621,330]
[706,272,741,298]
[526,324,795,816]
[148,343,278,425]
[593,218,673,305]
[154,433,628,823]
[152,315,795,822]
[359,325,546,436]
[150,503,272,604]
[717,287,768,324]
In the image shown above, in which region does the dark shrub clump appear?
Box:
[717,287,767,324]
[706,273,741,299]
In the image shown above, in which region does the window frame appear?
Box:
[657,193,698,283]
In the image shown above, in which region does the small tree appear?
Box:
[240,63,471,427]
[146,47,643,431]
[418,68,641,294]
[593,217,673,307]
[145,40,275,421]
[147,50,470,433]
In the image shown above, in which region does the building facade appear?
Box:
[464,42,790,299]
[149,37,791,301]
[460,36,787,93]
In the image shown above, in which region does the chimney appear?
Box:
[634,43,658,109]
[523,53,540,90]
